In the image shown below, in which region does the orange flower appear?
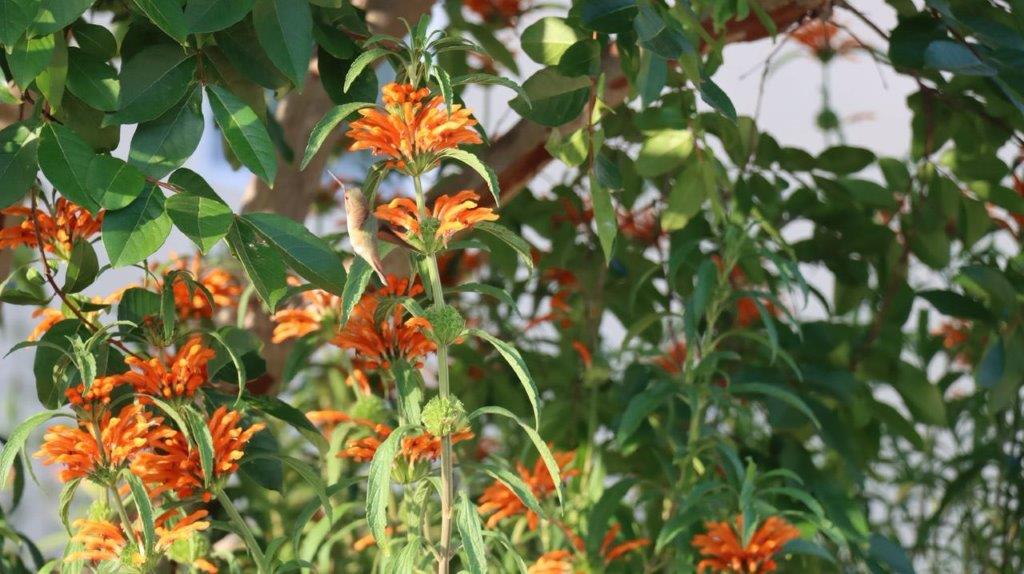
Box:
[34,404,161,482]
[692,515,800,574]
[375,191,498,249]
[654,339,688,374]
[402,428,475,464]
[111,337,216,400]
[66,374,130,410]
[478,450,577,530]
[133,407,263,499]
[155,509,210,551]
[736,297,778,328]
[164,255,242,320]
[271,287,340,343]
[28,307,64,341]
[618,206,662,245]
[600,523,650,564]
[0,199,103,257]
[65,519,128,563]
[337,418,473,464]
[571,341,593,369]
[347,82,482,174]
[353,527,394,552]
[528,550,575,574]
[790,20,860,61]
[465,0,522,22]
[193,558,219,573]
[332,276,435,370]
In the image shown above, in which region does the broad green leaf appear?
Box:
[166,194,233,253]
[0,0,36,46]
[63,239,99,294]
[226,217,289,309]
[8,34,55,89]
[32,319,87,407]
[34,31,67,110]
[110,45,197,124]
[662,160,710,231]
[589,172,616,263]
[868,534,915,574]
[102,185,172,267]
[615,382,671,447]
[474,221,533,269]
[215,18,290,90]
[635,1,692,60]
[579,0,638,33]
[440,148,500,206]
[0,122,40,209]
[522,17,583,66]
[469,406,564,505]
[123,470,156,555]
[71,21,117,59]
[636,129,693,177]
[185,0,254,33]
[31,0,92,36]
[38,123,100,212]
[65,48,119,112]
[510,67,590,127]
[253,0,314,87]
[470,328,540,427]
[366,424,414,547]
[300,102,373,169]
[923,40,995,76]
[817,145,874,175]
[87,155,146,210]
[891,362,947,426]
[0,410,64,490]
[457,491,488,574]
[700,78,737,122]
[242,212,347,295]
[129,87,204,178]
[131,0,189,44]
[207,85,278,185]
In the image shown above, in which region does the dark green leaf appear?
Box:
[102,185,172,267]
[110,45,197,124]
[131,0,189,44]
[510,67,590,127]
[253,0,313,87]
[185,0,255,34]
[63,238,99,294]
[129,86,204,178]
[242,212,347,295]
[38,122,100,212]
[207,85,278,185]
[300,102,373,169]
[65,48,119,112]
[87,155,146,210]
[0,122,40,209]
[226,217,289,309]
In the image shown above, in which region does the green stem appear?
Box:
[414,175,455,574]
[215,486,268,573]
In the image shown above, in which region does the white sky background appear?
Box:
[0,0,924,550]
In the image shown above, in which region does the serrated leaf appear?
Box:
[469,406,563,505]
[207,85,278,185]
[123,470,156,555]
[366,424,414,547]
[343,48,389,92]
[452,73,530,107]
[182,406,216,488]
[0,410,63,490]
[440,148,500,206]
[457,490,488,574]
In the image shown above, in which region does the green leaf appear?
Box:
[579,0,638,33]
[661,160,710,232]
[343,48,389,93]
[918,289,991,321]
[440,148,500,206]
[700,78,737,122]
[300,102,373,169]
[31,0,91,36]
[65,48,119,112]
[522,17,583,66]
[58,477,82,533]
[510,67,590,127]
[38,122,100,212]
[457,490,488,574]
[63,238,99,294]
[730,383,821,429]
[242,212,347,296]
[892,362,947,427]
[589,172,617,263]
[102,185,172,267]
[165,170,233,253]
[32,319,87,407]
[110,45,197,125]
[207,85,278,185]
[446,282,516,308]
[87,155,146,210]
[474,221,533,269]
[253,0,314,87]
[0,410,63,490]
[470,328,540,428]
[226,217,289,309]
[0,0,37,46]
[923,40,995,76]
[35,31,67,111]
[636,129,693,177]
[244,395,328,453]
[185,0,255,34]
[634,1,692,60]
[479,463,544,518]
[469,406,563,505]
[340,254,376,325]
[8,33,55,89]
[868,534,915,574]
[131,0,189,44]
[586,478,634,560]
[182,405,216,488]
[71,21,118,59]
[616,382,672,447]
[366,424,414,547]
[129,86,204,179]
[452,74,531,106]
[249,453,332,521]
[0,122,40,209]
[817,145,874,175]
[123,470,156,555]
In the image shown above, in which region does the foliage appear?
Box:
[0,0,1022,573]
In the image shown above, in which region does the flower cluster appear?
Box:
[162,254,242,320]
[0,198,103,257]
[375,190,497,252]
[478,450,577,530]
[692,516,800,573]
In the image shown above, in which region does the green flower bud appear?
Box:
[351,394,386,422]
[425,304,465,347]
[421,396,468,437]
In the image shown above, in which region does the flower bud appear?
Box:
[425,304,465,347]
[421,396,468,437]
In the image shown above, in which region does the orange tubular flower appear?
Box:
[654,339,688,374]
[600,523,650,564]
[0,199,103,257]
[528,550,575,574]
[347,82,482,174]
[155,509,210,551]
[790,20,860,61]
[337,417,473,464]
[29,307,64,341]
[65,519,128,563]
[208,406,266,476]
[478,450,577,530]
[165,255,242,320]
[271,287,340,343]
[113,337,216,400]
[332,276,435,370]
[375,190,498,250]
[34,404,161,482]
[692,516,800,574]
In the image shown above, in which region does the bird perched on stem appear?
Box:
[332,171,387,281]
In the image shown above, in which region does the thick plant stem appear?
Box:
[215,486,268,573]
[414,175,455,574]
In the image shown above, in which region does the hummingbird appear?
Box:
[332,170,387,282]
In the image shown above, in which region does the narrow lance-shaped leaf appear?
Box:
[469,328,540,428]
[440,148,500,207]
[469,406,563,505]
[457,490,488,574]
[0,411,66,489]
[366,425,414,547]
[301,102,374,169]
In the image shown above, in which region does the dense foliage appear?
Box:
[1,0,1023,573]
